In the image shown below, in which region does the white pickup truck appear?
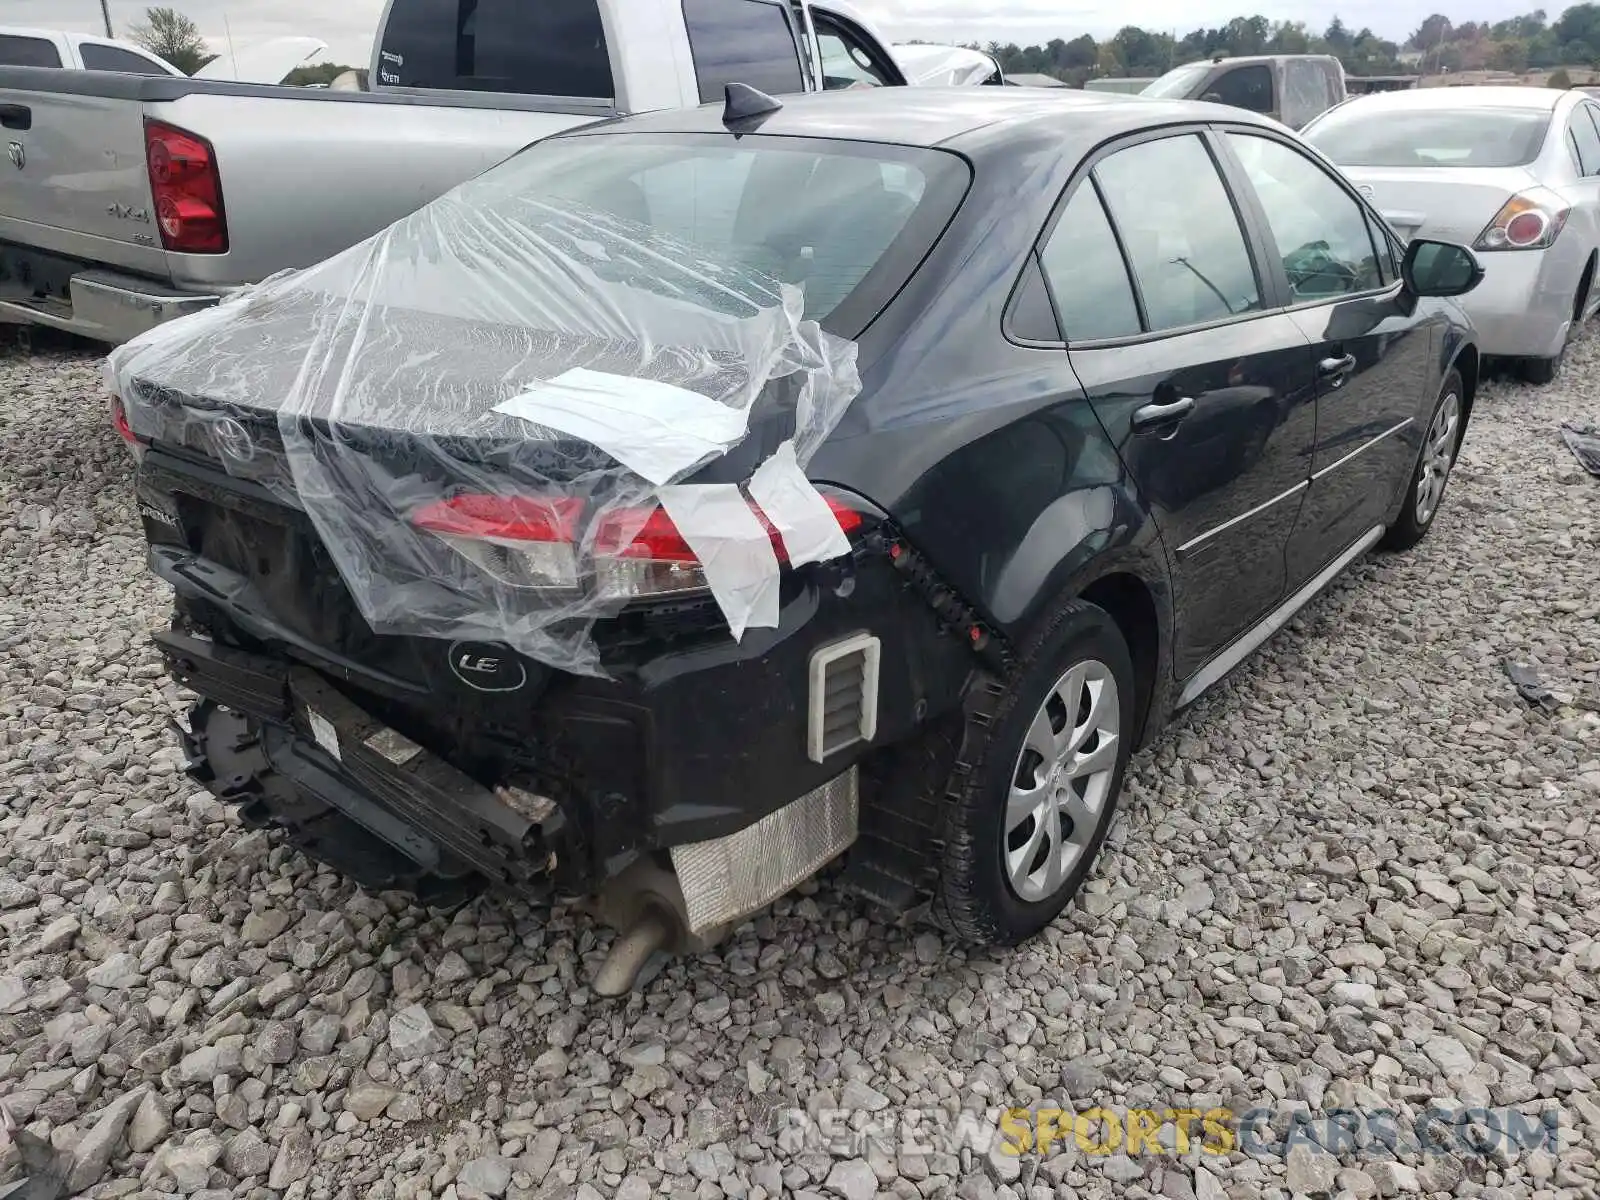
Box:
[0,27,328,82]
[0,27,185,76]
[0,0,913,344]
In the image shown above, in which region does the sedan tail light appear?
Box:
[1474,189,1570,251]
[110,394,145,462]
[410,490,870,601]
[145,120,228,255]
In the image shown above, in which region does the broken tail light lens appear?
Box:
[410,490,871,600]
[1474,190,1570,251]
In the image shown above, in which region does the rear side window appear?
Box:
[376,0,614,98]
[1570,107,1600,176]
[683,0,805,104]
[1093,134,1262,332]
[0,36,63,68]
[1038,183,1141,341]
[79,44,172,75]
[1207,65,1273,113]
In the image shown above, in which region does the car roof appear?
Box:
[1336,84,1567,113]
[570,85,1279,150]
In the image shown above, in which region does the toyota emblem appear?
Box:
[1358,184,1375,200]
[209,417,256,463]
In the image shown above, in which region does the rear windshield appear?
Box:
[1306,107,1553,168]
[470,133,970,330]
[0,35,63,67]
[375,0,614,97]
[1141,62,1213,99]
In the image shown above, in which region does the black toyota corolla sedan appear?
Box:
[114,86,1481,973]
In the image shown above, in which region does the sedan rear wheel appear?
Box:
[1004,660,1121,903]
[933,600,1136,946]
[1522,271,1591,385]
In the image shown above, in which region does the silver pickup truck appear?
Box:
[0,0,912,344]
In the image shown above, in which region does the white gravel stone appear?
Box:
[2,324,1599,1196]
[823,1158,878,1200]
[85,952,140,989]
[389,1004,443,1061]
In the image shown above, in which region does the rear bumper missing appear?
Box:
[161,630,572,903]
[158,624,882,919]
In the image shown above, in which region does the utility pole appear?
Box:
[99,0,114,37]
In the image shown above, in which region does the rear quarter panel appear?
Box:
[808,125,1175,660]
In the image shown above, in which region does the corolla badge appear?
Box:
[208,417,256,463]
[6,143,22,170]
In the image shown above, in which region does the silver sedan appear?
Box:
[1303,85,1600,383]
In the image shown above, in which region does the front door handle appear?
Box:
[1132,396,1195,433]
[1319,353,1357,384]
[0,104,30,131]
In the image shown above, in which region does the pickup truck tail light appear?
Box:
[1474,190,1569,252]
[145,121,228,255]
[410,490,871,600]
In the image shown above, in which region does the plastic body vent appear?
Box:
[808,633,881,764]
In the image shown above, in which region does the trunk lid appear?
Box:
[193,37,328,85]
[1339,165,1532,245]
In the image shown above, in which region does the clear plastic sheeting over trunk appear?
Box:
[106,136,866,675]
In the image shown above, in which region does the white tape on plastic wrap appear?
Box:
[493,368,751,486]
[748,441,852,567]
[656,484,781,640]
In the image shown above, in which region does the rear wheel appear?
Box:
[1522,345,1567,385]
[1521,269,1592,384]
[932,600,1136,946]
[1381,369,1463,552]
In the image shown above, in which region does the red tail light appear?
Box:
[411,491,869,598]
[110,394,145,462]
[145,120,228,255]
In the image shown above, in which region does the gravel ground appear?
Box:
[0,327,1597,1200]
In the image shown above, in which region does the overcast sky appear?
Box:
[17,0,1530,68]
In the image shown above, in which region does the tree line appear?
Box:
[973,4,1600,81]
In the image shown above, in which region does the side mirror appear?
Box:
[1401,239,1483,298]
[1201,91,1224,103]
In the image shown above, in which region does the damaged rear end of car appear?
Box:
[107,121,978,987]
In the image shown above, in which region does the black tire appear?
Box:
[1521,350,1564,385]
[932,600,1137,946]
[1381,368,1464,552]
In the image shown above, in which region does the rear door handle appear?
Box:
[0,104,30,131]
[1132,396,1195,432]
[1319,354,1357,382]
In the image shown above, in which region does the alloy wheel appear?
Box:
[1003,659,1121,903]
[1415,391,1460,527]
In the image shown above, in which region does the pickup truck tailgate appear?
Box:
[0,82,164,265]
